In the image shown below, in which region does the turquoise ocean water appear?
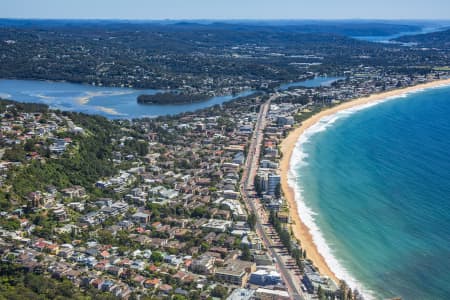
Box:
[290,85,450,299]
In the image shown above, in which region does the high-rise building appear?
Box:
[267,174,280,196]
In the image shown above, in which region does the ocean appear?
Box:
[289,85,450,299]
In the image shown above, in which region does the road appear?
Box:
[240,94,307,300]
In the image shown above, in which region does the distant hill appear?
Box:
[0,19,446,90]
[0,18,422,37]
[394,29,450,49]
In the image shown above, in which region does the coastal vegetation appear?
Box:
[137,92,210,105]
[5,114,117,200]
[0,262,115,300]
[0,100,149,204]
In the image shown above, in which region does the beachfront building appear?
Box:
[267,174,280,196]
[260,159,278,169]
[255,172,268,194]
[301,264,338,294]
[255,170,281,196]
[276,116,295,127]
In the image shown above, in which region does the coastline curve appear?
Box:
[279,78,450,299]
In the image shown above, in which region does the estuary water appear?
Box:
[0,79,253,119]
[0,77,342,119]
[290,85,450,299]
[278,76,344,91]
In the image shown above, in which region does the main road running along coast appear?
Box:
[240,94,307,300]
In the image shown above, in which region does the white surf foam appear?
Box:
[285,85,450,299]
[288,115,378,299]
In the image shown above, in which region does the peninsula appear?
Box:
[137,92,210,105]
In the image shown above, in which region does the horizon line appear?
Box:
[1,17,450,22]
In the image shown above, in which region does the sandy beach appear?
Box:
[279,78,450,284]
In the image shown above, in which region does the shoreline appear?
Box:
[279,78,450,287]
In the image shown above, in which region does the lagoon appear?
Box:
[0,79,254,119]
[0,77,344,119]
[278,76,344,91]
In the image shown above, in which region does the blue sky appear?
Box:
[1,0,449,20]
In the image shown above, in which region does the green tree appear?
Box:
[211,285,228,299]
[97,230,114,245]
[247,213,256,230]
[24,139,37,152]
[0,218,20,231]
[269,210,277,225]
[338,280,349,300]
[200,241,210,252]
[240,244,252,261]
[151,251,164,263]
[318,285,326,300]
[279,229,291,253]
[292,248,301,261]
[347,288,353,300]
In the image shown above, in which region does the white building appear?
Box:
[202,219,232,232]
[226,288,255,300]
